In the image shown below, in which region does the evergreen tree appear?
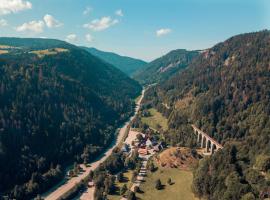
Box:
[120,184,127,195]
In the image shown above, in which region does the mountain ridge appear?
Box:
[82,47,147,76]
[133,48,199,85]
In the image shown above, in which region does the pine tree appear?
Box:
[120,184,127,195]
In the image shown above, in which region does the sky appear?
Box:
[0,0,269,61]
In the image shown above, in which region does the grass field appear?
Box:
[0,50,8,54]
[141,108,168,130]
[30,48,68,57]
[107,170,133,200]
[137,165,198,200]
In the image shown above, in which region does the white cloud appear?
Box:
[85,34,93,42]
[66,34,77,43]
[0,0,32,15]
[43,14,63,28]
[83,16,118,31]
[115,9,123,17]
[156,28,172,37]
[16,20,44,34]
[83,6,92,15]
[0,19,7,26]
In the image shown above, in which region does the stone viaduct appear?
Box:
[191,124,223,154]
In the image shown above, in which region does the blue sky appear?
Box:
[0,0,269,61]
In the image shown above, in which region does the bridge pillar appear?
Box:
[206,139,209,152]
[197,132,200,143]
[201,136,204,148]
[210,143,214,155]
[192,125,223,154]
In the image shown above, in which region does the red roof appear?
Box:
[138,148,148,155]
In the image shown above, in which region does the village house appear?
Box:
[138,148,148,156]
[88,181,94,188]
[153,142,164,152]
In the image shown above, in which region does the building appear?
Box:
[88,181,94,188]
[153,142,164,152]
[146,138,153,149]
[138,148,148,156]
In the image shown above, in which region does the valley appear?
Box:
[0,27,269,200]
[43,89,145,200]
[87,93,203,200]
[0,38,141,200]
[81,30,270,200]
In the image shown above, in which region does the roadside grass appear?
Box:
[135,94,142,104]
[107,170,133,200]
[141,108,168,130]
[137,163,198,200]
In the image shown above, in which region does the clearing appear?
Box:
[137,161,198,200]
[30,48,68,57]
[0,50,8,54]
[141,108,168,130]
[156,147,199,170]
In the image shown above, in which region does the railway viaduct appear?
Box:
[191,124,223,154]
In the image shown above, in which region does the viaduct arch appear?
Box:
[191,124,223,154]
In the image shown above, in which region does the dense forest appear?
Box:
[0,38,141,199]
[133,49,199,85]
[142,31,270,199]
[82,47,147,76]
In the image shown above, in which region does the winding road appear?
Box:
[43,89,145,200]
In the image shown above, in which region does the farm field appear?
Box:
[141,108,168,130]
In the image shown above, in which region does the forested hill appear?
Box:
[0,37,141,199]
[133,49,199,85]
[0,37,72,49]
[82,47,147,76]
[144,31,270,200]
